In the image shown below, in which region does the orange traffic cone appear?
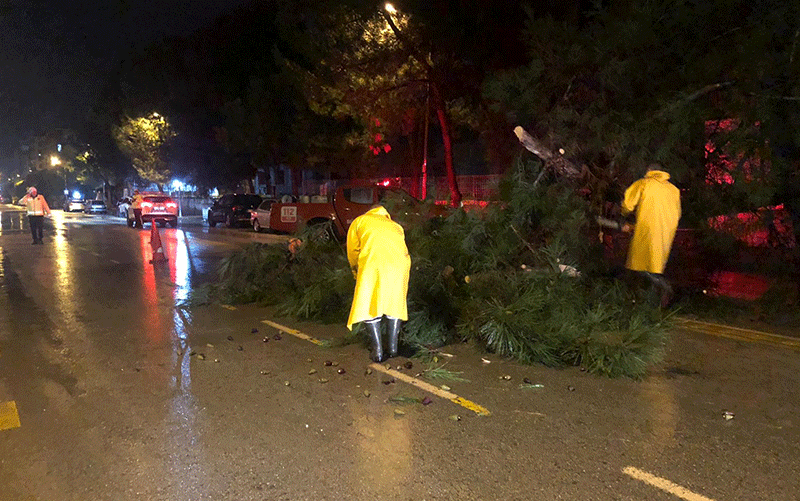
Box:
[149,221,168,264]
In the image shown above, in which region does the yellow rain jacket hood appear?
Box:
[621,170,681,274]
[346,206,411,330]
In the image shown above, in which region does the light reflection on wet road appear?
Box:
[1,208,799,500]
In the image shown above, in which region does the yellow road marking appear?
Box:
[0,401,21,431]
[261,319,327,346]
[676,317,800,352]
[369,363,491,416]
[262,319,491,415]
[623,466,716,501]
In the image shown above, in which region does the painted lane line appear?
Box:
[676,317,800,352]
[261,319,327,346]
[262,319,491,415]
[111,259,120,264]
[0,400,21,431]
[623,466,716,501]
[369,363,491,416]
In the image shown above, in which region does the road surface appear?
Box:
[1,208,798,500]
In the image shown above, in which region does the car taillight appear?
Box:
[233,205,243,211]
[166,202,177,208]
[142,202,153,209]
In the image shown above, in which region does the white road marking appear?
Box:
[623,466,716,501]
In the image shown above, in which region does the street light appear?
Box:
[385,3,396,14]
[50,155,61,167]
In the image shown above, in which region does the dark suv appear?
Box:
[207,194,263,228]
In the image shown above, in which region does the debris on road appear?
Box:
[214,358,220,363]
[237,345,244,351]
[251,328,259,333]
[501,375,512,380]
[363,390,371,397]
[365,368,373,375]
[273,333,282,340]
[421,396,433,406]
[206,343,214,348]
[382,378,396,385]
[260,370,269,375]
[519,383,544,389]
[308,369,318,375]
[262,337,269,343]
[568,385,575,392]
[404,361,413,370]
[723,410,735,420]
[227,336,234,341]
[284,381,290,386]
[319,378,329,384]
[324,361,333,366]
[198,354,206,360]
[448,415,461,421]
[440,384,451,391]
[337,368,346,374]
[389,396,421,405]
[481,358,491,364]
[394,409,406,416]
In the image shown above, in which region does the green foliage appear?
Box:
[205,161,669,378]
[112,113,175,185]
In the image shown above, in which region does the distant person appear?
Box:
[19,187,51,244]
[131,189,144,228]
[621,163,681,306]
[346,203,411,362]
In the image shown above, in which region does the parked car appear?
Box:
[84,199,108,214]
[251,198,277,232]
[127,193,179,227]
[269,185,448,239]
[116,197,132,217]
[64,198,85,212]
[207,194,262,228]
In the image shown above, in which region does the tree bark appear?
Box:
[431,82,461,206]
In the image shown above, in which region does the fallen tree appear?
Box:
[196,158,670,379]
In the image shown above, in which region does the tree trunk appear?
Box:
[431,82,461,206]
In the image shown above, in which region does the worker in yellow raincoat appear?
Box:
[346,204,411,362]
[621,164,681,304]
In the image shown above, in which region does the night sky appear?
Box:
[0,0,247,164]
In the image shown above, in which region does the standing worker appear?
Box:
[131,189,144,228]
[621,163,681,306]
[346,203,411,362]
[19,187,51,244]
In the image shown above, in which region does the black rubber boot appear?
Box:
[386,316,402,358]
[364,319,385,363]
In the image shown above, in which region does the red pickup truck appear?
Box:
[269,185,446,239]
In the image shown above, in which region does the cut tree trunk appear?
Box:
[513,126,582,181]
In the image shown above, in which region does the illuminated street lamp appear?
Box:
[50,155,61,167]
[385,3,396,14]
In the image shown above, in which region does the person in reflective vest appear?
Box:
[19,187,51,244]
[130,190,144,228]
[346,204,411,362]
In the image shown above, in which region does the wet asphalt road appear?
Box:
[0,208,798,500]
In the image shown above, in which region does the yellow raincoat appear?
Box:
[622,170,681,274]
[346,206,411,330]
